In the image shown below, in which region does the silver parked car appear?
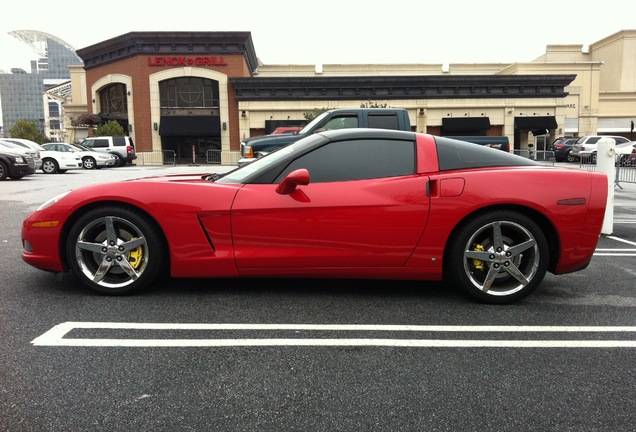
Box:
[569,135,630,160]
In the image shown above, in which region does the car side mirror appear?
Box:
[275,169,310,195]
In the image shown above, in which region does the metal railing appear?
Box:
[137,150,176,166]
[206,149,222,164]
[513,150,555,166]
[578,153,636,187]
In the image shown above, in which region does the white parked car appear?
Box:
[42,142,117,169]
[0,139,42,169]
[8,139,83,174]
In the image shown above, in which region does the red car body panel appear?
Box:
[231,176,430,269]
[21,133,608,285]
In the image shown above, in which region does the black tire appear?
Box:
[82,157,96,169]
[41,158,59,174]
[111,153,125,167]
[65,206,166,295]
[446,210,549,304]
[0,161,8,180]
[566,152,576,163]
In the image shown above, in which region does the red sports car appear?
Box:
[21,129,608,304]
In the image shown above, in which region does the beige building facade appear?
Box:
[66,29,635,165]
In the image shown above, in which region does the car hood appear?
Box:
[243,133,305,146]
[126,173,223,183]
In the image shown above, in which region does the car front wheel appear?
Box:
[65,206,166,295]
[41,158,59,174]
[446,211,549,304]
[82,157,96,169]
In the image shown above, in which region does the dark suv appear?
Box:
[549,137,578,162]
[80,136,137,167]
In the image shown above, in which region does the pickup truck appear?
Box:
[238,108,412,166]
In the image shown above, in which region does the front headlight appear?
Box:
[36,191,71,211]
[14,156,25,163]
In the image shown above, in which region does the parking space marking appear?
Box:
[594,235,636,256]
[605,236,636,246]
[31,322,636,348]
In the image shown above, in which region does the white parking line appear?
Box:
[605,236,636,246]
[31,322,636,348]
[594,235,636,255]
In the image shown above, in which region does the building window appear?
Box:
[99,84,128,116]
[160,77,219,109]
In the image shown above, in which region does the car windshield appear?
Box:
[216,133,325,184]
[216,145,299,184]
[297,111,333,135]
[73,144,92,151]
[0,141,25,150]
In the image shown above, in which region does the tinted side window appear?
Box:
[368,114,399,130]
[113,137,125,146]
[84,139,109,148]
[322,115,359,130]
[436,137,538,170]
[587,137,601,144]
[275,138,415,183]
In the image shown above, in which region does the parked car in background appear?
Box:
[42,142,117,169]
[588,141,636,166]
[238,108,412,166]
[549,137,578,162]
[0,149,36,180]
[0,139,42,169]
[80,136,136,167]
[570,135,630,160]
[22,130,608,304]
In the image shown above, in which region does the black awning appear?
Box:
[514,116,557,131]
[442,117,491,132]
[159,116,220,136]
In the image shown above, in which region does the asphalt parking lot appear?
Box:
[1,164,635,431]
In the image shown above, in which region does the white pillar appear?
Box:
[597,138,616,235]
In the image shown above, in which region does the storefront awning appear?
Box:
[442,117,491,132]
[514,116,557,131]
[159,116,220,136]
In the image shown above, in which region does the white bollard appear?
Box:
[596,138,616,235]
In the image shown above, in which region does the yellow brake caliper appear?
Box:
[472,244,485,270]
[127,239,143,269]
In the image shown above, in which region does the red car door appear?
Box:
[231,175,430,269]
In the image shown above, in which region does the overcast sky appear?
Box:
[1,0,634,72]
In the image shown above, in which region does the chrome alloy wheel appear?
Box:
[461,220,540,296]
[74,216,149,289]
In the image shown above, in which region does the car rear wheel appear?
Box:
[446,211,549,304]
[41,158,59,174]
[111,153,125,167]
[65,206,166,295]
[82,157,96,169]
